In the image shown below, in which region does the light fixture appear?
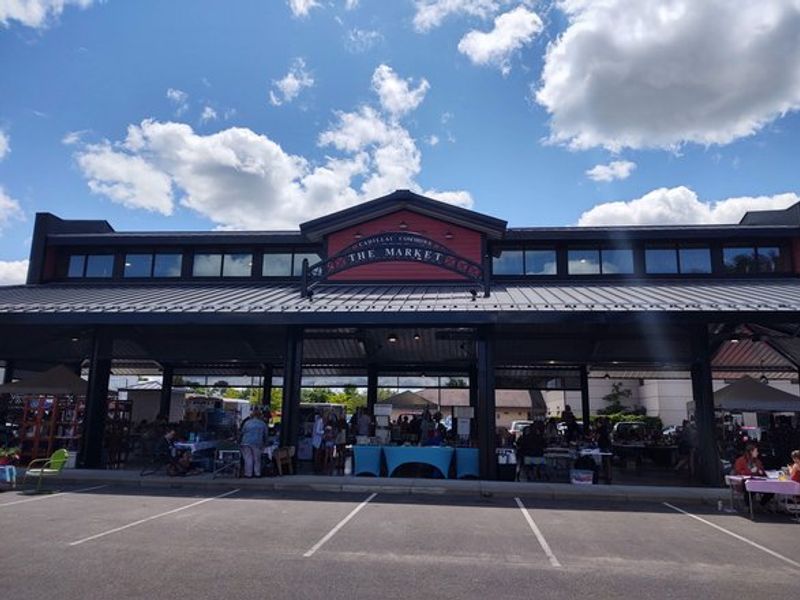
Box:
[70,337,79,343]
[353,231,364,240]
[444,230,454,240]
[387,333,398,343]
[413,332,421,341]
[398,221,409,230]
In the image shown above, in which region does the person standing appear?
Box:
[240,409,268,478]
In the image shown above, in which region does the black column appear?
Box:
[691,325,722,486]
[366,364,378,416]
[468,365,478,441]
[2,360,14,384]
[261,364,273,410]
[476,327,497,480]
[280,327,303,451]
[159,365,174,420]
[580,365,591,430]
[79,330,112,469]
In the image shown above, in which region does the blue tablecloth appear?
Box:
[353,445,382,476]
[455,448,479,479]
[383,446,454,478]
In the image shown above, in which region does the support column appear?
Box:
[261,364,273,411]
[280,327,303,452]
[468,365,478,441]
[79,330,112,469]
[2,360,14,384]
[691,325,722,486]
[580,365,591,430]
[476,327,497,480]
[159,365,174,421]
[366,364,378,416]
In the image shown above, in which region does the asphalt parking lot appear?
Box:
[1,484,798,600]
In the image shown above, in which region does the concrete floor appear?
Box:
[0,484,798,600]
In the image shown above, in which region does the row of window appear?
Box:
[66,251,322,279]
[492,244,788,276]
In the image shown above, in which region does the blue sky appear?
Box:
[1,0,799,283]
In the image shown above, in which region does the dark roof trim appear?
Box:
[740,202,800,226]
[47,231,310,247]
[504,225,798,242]
[299,190,508,241]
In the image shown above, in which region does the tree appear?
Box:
[597,382,632,415]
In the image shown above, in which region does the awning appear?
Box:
[1,279,799,322]
[0,365,87,395]
[686,376,800,413]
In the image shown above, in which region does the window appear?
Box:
[645,248,678,274]
[223,253,253,277]
[568,249,600,275]
[601,249,634,274]
[678,248,711,274]
[525,250,557,275]
[724,245,787,274]
[193,253,223,277]
[493,250,524,275]
[153,254,183,278]
[124,254,153,278]
[67,255,86,278]
[293,253,321,276]
[262,253,293,277]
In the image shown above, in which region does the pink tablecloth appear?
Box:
[744,478,800,495]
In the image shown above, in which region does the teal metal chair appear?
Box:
[22,448,69,493]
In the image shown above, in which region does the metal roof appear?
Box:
[1,279,800,322]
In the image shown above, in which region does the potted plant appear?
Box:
[0,447,20,466]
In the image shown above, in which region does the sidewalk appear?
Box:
[42,468,729,505]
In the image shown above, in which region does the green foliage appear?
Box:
[597,382,633,415]
[444,377,467,388]
[593,412,663,430]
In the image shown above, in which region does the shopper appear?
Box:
[240,409,268,478]
[788,449,800,483]
[734,443,774,509]
[312,411,325,474]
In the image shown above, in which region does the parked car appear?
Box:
[508,420,533,439]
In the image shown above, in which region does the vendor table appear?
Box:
[744,478,800,520]
[173,440,218,453]
[455,448,479,479]
[352,445,382,477]
[383,446,454,478]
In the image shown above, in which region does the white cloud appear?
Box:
[76,141,174,215]
[72,66,471,230]
[413,0,501,32]
[370,64,430,118]
[61,129,89,145]
[345,0,359,8]
[0,130,8,160]
[585,160,636,182]
[537,0,800,151]
[345,28,382,53]
[200,106,218,123]
[427,135,440,146]
[0,260,28,286]
[578,186,800,226]
[457,6,542,75]
[166,88,189,116]
[0,187,24,228]
[287,0,319,17]
[0,0,97,29]
[269,58,314,106]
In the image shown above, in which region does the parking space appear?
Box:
[1,485,798,600]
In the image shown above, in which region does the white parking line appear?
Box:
[69,488,240,546]
[0,485,108,508]
[663,502,800,571]
[303,493,377,558]
[514,497,561,568]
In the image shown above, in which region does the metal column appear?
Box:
[261,364,273,411]
[79,330,112,469]
[476,327,497,480]
[691,325,722,486]
[367,364,378,416]
[580,365,591,430]
[159,365,174,420]
[2,360,13,384]
[280,328,303,451]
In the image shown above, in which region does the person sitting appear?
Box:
[167,450,202,477]
[734,443,773,509]
[788,449,800,483]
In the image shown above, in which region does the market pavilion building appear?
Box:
[2,189,800,484]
